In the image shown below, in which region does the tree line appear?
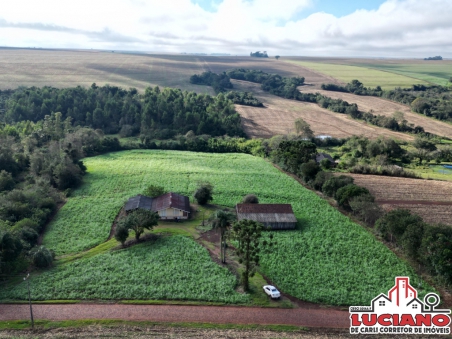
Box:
[0,84,245,139]
[322,80,452,122]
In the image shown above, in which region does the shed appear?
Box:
[235,204,297,230]
[125,192,191,220]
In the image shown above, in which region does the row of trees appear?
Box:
[321,80,452,122]
[0,84,245,138]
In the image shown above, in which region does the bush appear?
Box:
[242,194,259,204]
[313,171,332,191]
[29,245,54,268]
[375,209,423,243]
[299,160,320,182]
[143,185,166,197]
[335,184,371,209]
[114,223,129,246]
[349,195,383,226]
[194,182,213,205]
[322,175,354,197]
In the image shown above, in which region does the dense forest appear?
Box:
[322,80,452,122]
[0,84,245,139]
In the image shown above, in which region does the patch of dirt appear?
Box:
[299,88,452,138]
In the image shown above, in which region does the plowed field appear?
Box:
[233,80,413,141]
[299,88,452,138]
[345,174,452,225]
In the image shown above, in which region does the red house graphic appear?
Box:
[388,277,417,307]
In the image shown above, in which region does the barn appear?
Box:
[235,204,297,230]
[125,192,191,220]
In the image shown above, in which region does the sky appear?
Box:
[0,0,451,57]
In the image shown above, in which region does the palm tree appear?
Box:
[211,210,236,263]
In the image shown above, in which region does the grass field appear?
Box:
[299,88,452,138]
[233,80,413,141]
[36,150,432,305]
[286,60,430,89]
[345,173,452,226]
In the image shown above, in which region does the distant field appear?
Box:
[286,60,430,89]
[0,49,333,92]
[233,80,413,141]
[346,174,452,226]
[300,88,452,138]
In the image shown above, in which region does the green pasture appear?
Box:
[287,60,430,89]
[27,150,432,305]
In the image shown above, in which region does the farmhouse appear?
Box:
[235,204,297,230]
[125,192,191,220]
[315,152,336,167]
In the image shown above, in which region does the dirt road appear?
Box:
[0,304,350,328]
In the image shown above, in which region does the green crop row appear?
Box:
[0,236,248,303]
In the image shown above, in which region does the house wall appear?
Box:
[158,208,189,219]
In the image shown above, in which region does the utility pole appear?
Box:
[24,274,34,329]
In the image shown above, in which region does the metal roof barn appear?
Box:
[236,204,297,230]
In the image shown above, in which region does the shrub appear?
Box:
[313,171,332,191]
[143,185,166,197]
[29,245,54,268]
[194,182,213,205]
[114,223,129,246]
[322,175,354,197]
[242,194,259,204]
[335,184,371,209]
[299,160,320,182]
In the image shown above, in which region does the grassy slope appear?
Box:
[0,236,247,303]
[39,150,432,305]
[286,60,429,89]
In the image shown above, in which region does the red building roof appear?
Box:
[152,192,190,213]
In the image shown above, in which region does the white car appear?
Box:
[263,285,281,299]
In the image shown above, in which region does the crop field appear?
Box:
[0,236,248,303]
[0,49,332,92]
[286,60,430,90]
[299,88,452,138]
[288,57,452,87]
[40,150,431,305]
[345,174,452,226]
[232,80,413,141]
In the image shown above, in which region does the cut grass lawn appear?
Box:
[38,150,432,305]
[287,60,430,89]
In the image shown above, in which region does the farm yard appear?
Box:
[298,88,452,138]
[1,150,432,306]
[345,174,452,226]
[233,80,414,141]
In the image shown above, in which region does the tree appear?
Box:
[242,194,259,204]
[294,118,314,139]
[29,245,54,268]
[194,182,213,205]
[275,55,280,60]
[349,195,383,226]
[115,223,130,246]
[272,140,317,174]
[299,160,320,182]
[231,219,272,291]
[143,184,166,197]
[322,175,354,197]
[118,209,159,241]
[375,209,423,243]
[0,170,15,192]
[211,210,236,263]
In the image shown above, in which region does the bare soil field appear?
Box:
[0,49,334,92]
[233,80,413,141]
[345,174,452,225]
[299,88,452,138]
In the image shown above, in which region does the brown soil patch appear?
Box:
[300,88,452,138]
[344,174,452,225]
[233,80,413,141]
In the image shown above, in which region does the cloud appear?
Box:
[0,0,451,56]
